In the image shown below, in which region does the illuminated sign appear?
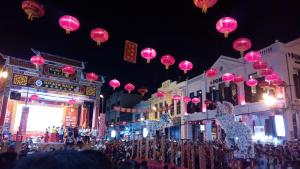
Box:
[43,65,76,80]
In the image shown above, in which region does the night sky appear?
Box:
[0,0,300,97]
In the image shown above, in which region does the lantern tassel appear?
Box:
[66,30,71,34]
[202,4,208,14]
[184,70,187,74]
[27,13,33,21]
[224,32,229,38]
[97,41,101,46]
[240,51,244,57]
[165,65,169,70]
[65,73,69,78]
[146,59,150,63]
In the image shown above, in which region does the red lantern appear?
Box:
[59,15,80,34]
[194,0,218,14]
[183,96,191,104]
[192,97,200,104]
[160,55,175,70]
[30,94,39,101]
[206,68,218,78]
[90,28,109,46]
[62,65,75,77]
[69,99,76,105]
[233,75,244,83]
[216,17,237,38]
[253,61,268,70]
[260,67,273,76]
[138,87,148,96]
[244,51,261,63]
[156,91,165,99]
[21,0,45,21]
[233,38,252,56]
[259,80,271,89]
[266,73,279,82]
[179,60,193,74]
[86,72,98,81]
[109,79,121,90]
[30,55,45,69]
[222,73,234,82]
[272,78,283,86]
[141,48,157,63]
[173,95,181,102]
[124,83,135,94]
[246,77,258,87]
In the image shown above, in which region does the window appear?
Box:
[293,68,300,99]
[159,102,163,118]
[187,92,194,113]
[170,101,174,116]
[176,101,181,115]
[155,104,158,119]
[244,75,264,103]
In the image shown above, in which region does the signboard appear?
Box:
[124,40,138,63]
[19,107,29,135]
[43,65,77,80]
[64,107,78,127]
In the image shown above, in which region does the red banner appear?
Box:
[124,40,137,63]
[19,107,29,135]
[64,107,78,127]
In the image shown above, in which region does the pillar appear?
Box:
[0,88,10,128]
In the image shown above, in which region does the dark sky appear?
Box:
[0,0,300,97]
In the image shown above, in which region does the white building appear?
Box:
[183,38,300,142]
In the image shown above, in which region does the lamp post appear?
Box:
[100,94,104,113]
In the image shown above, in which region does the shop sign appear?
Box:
[210,77,222,85]
[32,78,80,92]
[43,65,76,80]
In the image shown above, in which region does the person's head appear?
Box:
[12,150,112,169]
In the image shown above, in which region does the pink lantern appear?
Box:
[30,55,45,68]
[273,78,283,86]
[138,87,148,96]
[156,91,165,99]
[216,17,237,38]
[160,55,175,70]
[30,94,39,101]
[244,51,261,63]
[260,67,273,76]
[62,65,76,76]
[141,48,157,63]
[59,15,80,34]
[21,0,45,21]
[86,72,98,81]
[179,60,193,74]
[69,99,76,105]
[222,73,234,82]
[192,97,200,104]
[109,79,121,90]
[233,38,252,56]
[206,68,218,78]
[233,75,244,83]
[90,28,109,46]
[183,96,191,104]
[253,61,268,70]
[266,73,279,82]
[246,77,258,87]
[124,83,135,94]
[173,95,181,102]
[193,0,218,14]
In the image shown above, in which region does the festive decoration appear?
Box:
[233,74,244,83]
[21,0,45,21]
[192,97,200,104]
[109,79,121,90]
[244,51,261,63]
[183,96,191,103]
[138,87,148,96]
[272,78,283,86]
[62,65,75,77]
[246,77,258,87]
[179,60,193,74]
[160,55,175,70]
[86,72,98,81]
[253,60,268,70]
[156,91,165,99]
[193,0,218,14]
[90,28,109,46]
[205,68,218,78]
[260,67,273,76]
[259,80,270,89]
[30,55,45,69]
[59,15,80,34]
[233,38,252,56]
[124,83,135,94]
[173,95,181,102]
[265,73,279,82]
[216,17,237,38]
[141,48,157,63]
[222,73,234,82]
[30,94,39,101]
[216,101,254,159]
[68,99,76,105]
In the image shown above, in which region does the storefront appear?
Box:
[0,52,103,140]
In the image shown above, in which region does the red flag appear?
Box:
[124,40,137,63]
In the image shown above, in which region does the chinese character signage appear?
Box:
[43,65,77,80]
